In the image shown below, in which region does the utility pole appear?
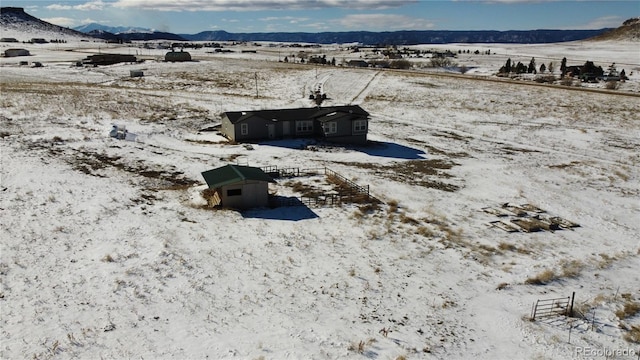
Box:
[254,72,258,98]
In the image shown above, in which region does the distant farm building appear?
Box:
[0,37,19,43]
[82,54,137,66]
[220,105,370,145]
[347,60,369,68]
[130,69,144,77]
[30,38,47,44]
[165,50,191,62]
[4,48,30,57]
[201,165,276,209]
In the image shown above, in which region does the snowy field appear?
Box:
[1,36,639,359]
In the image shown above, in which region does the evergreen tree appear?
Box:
[548,62,555,74]
[539,63,546,73]
[505,58,512,73]
[528,57,536,74]
[560,57,567,78]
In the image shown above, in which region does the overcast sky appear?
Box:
[5,0,639,34]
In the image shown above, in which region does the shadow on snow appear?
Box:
[242,198,319,221]
[257,139,426,160]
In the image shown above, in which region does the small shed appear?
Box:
[165,50,191,62]
[201,165,275,209]
[130,69,144,77]
[4,48,30,57]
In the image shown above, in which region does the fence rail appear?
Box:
[262,165,379,208]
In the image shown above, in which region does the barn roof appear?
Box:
[201,164,275,189]
[223,105,369,124]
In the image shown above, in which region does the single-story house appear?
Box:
[220,105,370,145]
[82,54,137,66]
[4,48,30,57]
[347,60,369,68]
[201,164,276,209]
[4,49,31,57]
[165,50,191,62]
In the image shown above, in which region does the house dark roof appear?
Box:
[201,164,275,189]
[223,105,369,124]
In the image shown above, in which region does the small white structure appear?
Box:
[109,125,137,141]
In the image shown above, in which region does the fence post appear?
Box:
[532,300,538,320]
[569,292,575,317]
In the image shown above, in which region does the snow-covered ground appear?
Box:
[1,38,639,359]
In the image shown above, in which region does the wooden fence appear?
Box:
[531,292,575,320]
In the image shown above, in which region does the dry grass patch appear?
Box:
[347,338,376,354]
[525,269,558,285]
[559,259,585,278]
[624,325,640,344]
[616,300,640,320]
[335,159,461,192]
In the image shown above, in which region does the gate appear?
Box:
[531,292,575,320]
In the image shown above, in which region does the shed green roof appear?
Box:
[201,165,275,189]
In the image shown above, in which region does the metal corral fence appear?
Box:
[263,166,380,208]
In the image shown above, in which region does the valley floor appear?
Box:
[1,41,639,359]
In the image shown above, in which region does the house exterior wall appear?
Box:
[220,115,237,142]
[220,108,369,144]
[241,119,270,141]
[321,117,368,144]
[220,181,269,209]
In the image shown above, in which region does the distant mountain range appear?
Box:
[70,22,614,45]
[178,29,613,45]
[2,7,636,45]
[73,22,154,34]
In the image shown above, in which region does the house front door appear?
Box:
[282,121,290,136]
[268,124,275,139]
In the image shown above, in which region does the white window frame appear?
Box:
[240,123,249,135]
[353,119,367,133]
[296,120,313,133]
[324,121,337,135]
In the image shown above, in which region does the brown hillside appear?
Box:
[589,18,640,41]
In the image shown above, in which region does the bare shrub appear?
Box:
[429,57,456,68]
[560,77,574,86]
[605,80,619,90]
[348,339,375,353]
[387,199,399,213]
[535,75,556,83]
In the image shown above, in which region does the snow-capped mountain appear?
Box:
[73,22,154,35]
